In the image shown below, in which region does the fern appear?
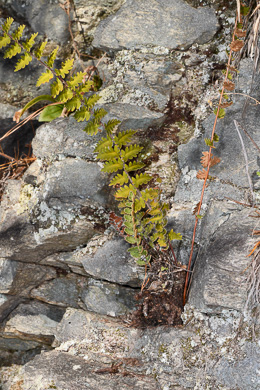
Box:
[0,17,182,267]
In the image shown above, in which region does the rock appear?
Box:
[81,238,144,287]
[31,275,80,309]
[3,300,65,345]
[188,200,255,313]
[0,0,69,44]
[0,259,18,294]
[81,278,137,317]
[93,0,219,51]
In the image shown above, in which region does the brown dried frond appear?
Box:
[200,151,221,168]
[196,168,208,180]
[235,29,247,38]
[229,66,238,72]
[192,201,200,215]
[223,80,235,91]
[230,40,244,52]
[220,101,233,108]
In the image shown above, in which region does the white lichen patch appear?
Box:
[16,184,39,215]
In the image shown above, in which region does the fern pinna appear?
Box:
[0,17,182,266]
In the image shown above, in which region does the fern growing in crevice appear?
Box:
[0,17,182,266]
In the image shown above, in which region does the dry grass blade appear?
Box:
[236,0,241,22]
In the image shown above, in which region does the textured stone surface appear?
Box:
[81,278,137,317]
[81,238,144,287]
[93,0,219,51]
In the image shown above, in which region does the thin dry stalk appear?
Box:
[245,249,260,312]
[183,15,239,304]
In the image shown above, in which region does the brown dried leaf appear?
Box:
[13,109,22,124]
[192,201,200,215]
[223,80,235,91]
[200,151,221,168]
[228,66,238,72]
[230,40,244,52]
[235,29,247,38]
[220,101,233,108]
[196,168,208,180]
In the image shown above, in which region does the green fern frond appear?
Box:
[36,69,53,87]
[125,160,145,172]
[125,236,138,245]
[15,52,32,71]
[4,42,21,59]
[168,230,182,241]
[74,107,91,122]
[56,88,74,103]
[97,145,120,161]
[67,71,86,89]
[94,137,113,153]
[105,119,121,135]
[85,94,101,109]
[0,34,11,49]
[94,108,107,121]
[132,173,152,188]
[114,130,136,147]
[46,47,59,68]
[102,159,124,173]
[51,78,64,98]
[109,172,129,187]
[77,81,93,94]
[23,32,38,52]
[115,184,136,199]
[121,144,143,162]
[34,41,47,59]
[141,188,159,201]
[12,25,25,40]
[2,17,14,33]
[56,58,74,78]
[65,97,81,112]
[83,120,99,136]
[134,197,146,212]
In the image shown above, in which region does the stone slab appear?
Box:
[93,0,219,51]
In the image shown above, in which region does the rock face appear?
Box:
[93,0,219,51]
[0,0,259,389]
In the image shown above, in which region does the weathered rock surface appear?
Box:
[93,0,219,51]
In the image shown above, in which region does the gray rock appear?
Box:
[3,300,65,344]
[81,278,137,317]
[31,275,80,308]
[188,200,255,313]
[0,259,18,294]
[0,0,69,44]
[81,238,144,287]
[93,0,219,51]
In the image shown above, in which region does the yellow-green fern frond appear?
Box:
[109,172,129,187]
[56,88,74,103]
[0,34,11,49]
[2,17,14,33]
[102,159,124,173]
[23,32,38,52]
[105,119,121,135]
[46,47,59,68]
[51,78,64,98]
[115,184,136,199]
[12,25,25,40]
[114,130,136,147]
[97,145,120,161]
[121,144,143,162]
[125,160,145,172]
[68,71,86,89]
[85,94,101,109]
[4,42,21,59]
[132,173,152,188]
[34,41,47,59]
[83,120,99,136]
[15,52,32,71]
[65,96,81,112]
[74,107,91,122]
[36,69,53,87]
[94,136,113,153]
[56,58,74,78]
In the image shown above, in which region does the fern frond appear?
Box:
[97,145,120,161]
[114,130,136,147]
[121,144,143,162]
[125,160,145,172]
[56,88,74,103]
[94,137,113,153]
[77,81,93,94]
[2,17,14,33]
[46,47,59,68]
[168,230,182,241]
[132,173,152,188]
[0,34,11,49]
[144,214,163,225]
[83,120,99,136]
[134,197,146,212]
[15,52,32,71]
[34,41,47,59]
[67,71,86,89]
[23,33,38,52]
[93,108,107,121]
[102,159,123,173]
[115,184,136,199]
[141,188,159,201]
[56,58,74,78]
[85,94,101,109]
[125,236,139,245]
[36,69,53,87]
[105,119,121,135]
[51,78,64,98]
[65,97,81,112]
[109,172,129,187]
[12,25,25,40]
[4,42,21,59]
[74,107,90,122]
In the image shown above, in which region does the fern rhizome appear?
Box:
[0,18,181,271]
